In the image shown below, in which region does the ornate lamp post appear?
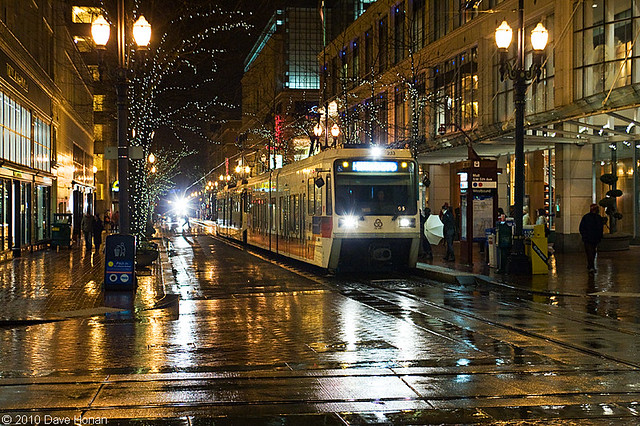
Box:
[91,2,152,235]
[495,0,548,274]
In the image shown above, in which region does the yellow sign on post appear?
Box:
[528,224,548,274]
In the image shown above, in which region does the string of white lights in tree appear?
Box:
[106,3,252,242]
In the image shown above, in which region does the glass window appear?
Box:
[0,179,9,251]
[352,38,360,83]
[93,95,104,112]
[334,159,417,216]
[34,117,51,172]
[393,3,405,64]
[373,92,388,145]
[378,16,388,73]
[286,8,322,90]
[394,86,406,141]
[94,124,103,142]
[364,28,373,76]
[35,185,50,241]
[574,1,636,98]
[411,0,426,51]
[0,94,32,167]
[71,6,102,24]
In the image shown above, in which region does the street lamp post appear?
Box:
[495,0,548,274]
[92,1,151,235]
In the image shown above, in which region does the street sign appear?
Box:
[104,234,136,291]
[104,146,144,160]
[105,146,117,160]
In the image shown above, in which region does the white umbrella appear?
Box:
[424,214,444,245]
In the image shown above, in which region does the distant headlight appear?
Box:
[339,215,359,229]
[398,217,416,228]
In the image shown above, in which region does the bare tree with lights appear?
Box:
[100,2,251,242]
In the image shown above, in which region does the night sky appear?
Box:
[147,0,319,189]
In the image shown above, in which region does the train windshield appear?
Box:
[334,159,417,216]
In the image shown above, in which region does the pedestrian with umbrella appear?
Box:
[420,208,435,260]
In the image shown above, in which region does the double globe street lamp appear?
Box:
[495,0,548,274]
[91,2,151,235]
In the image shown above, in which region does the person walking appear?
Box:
[522,206,532,226]
[420,208,433,260]
[441,203,455,261]
[93,214,104,253]
[112,211,119,233]
[536,208,549,237]
[81,212,94,251]
[103,211,111,234]
[579,203,604,273]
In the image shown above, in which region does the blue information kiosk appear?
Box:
[104,234,136,291]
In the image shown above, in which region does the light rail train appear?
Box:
[215,147,420,271]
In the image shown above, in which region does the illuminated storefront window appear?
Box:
[0,92,32,168]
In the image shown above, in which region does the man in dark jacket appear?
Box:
[441,203,455,261]
[80,213,94,251]
[93,214,104,253]
[579,203,604,273]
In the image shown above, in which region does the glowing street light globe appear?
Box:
[530,23,549,51]
[330,124,340,138]
[313,123,322,137]
[495,20,513,49]
[132,16,152,47]
[91,16,110,47]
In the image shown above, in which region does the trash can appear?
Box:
[486,228,497,268]
[497,222,512,272]
[51,213,72,248]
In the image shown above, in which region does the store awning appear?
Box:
[418,106,640,165]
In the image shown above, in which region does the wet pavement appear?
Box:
[1,225,640,424]
[0,242,169,324]
[420,239,640,325]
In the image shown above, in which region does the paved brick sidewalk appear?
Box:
[419,239,640,296]
[0,240,169,323]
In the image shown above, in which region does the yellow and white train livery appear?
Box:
[216,147,420,271]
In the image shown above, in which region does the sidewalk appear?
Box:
[0,238,173,325]
[417,239,640,296]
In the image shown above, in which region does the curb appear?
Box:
[415,262,476,285]
[415,262,582,297]
[0,318,63,327]
[153,234,180,310]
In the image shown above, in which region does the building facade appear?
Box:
[68,2,118,220]
[321,0,640,251]
[241,8,323,173]
[0,0,94,258]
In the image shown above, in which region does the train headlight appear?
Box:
[398,217,416,228]
[339,215,359,229]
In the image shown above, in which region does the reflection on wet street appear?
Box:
[2,226,640,423]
